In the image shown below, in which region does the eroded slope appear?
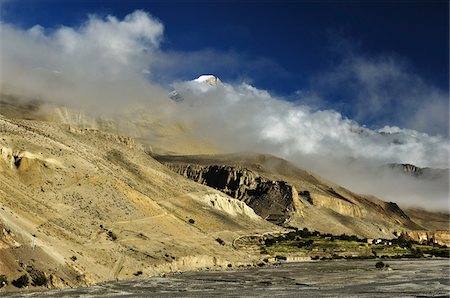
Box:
[156,153,424,238]
[0,114,276,291]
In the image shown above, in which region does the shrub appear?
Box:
[405,249,424,258]
[264,238,275,247]
[216,238,225,245]
[107,231,117,241]
[12,274,29,288]
[375,261,385,269]
[188,219,195,224]
[297,239,314,248]
[31,271,48,287]
[70,256,77,261]
[430,248,450,258]
[296,228,311,238]
[285,231,298,240]
[0,275,8,288]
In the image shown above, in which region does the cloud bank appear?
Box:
[173,80,448,168]
[1,10,168,111]
[171,79,449,210]
[0,10,448,210]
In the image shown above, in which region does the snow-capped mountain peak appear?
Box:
[169,75,222,102]
[193,75,222,86]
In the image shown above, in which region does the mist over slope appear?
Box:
[1,10,448,210]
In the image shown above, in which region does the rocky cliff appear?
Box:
[401,230,450,247]
[157,154,422,238]
[165,164,301,224]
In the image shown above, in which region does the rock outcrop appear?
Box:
[165,164,300,224]
[401,230,450,247]
[157,154,423,238]
[0,224,21,249]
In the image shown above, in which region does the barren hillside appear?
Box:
[0,113,276,291]
[156,153,426,238]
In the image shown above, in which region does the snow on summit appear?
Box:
[194,75,222,86]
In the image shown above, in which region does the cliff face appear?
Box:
[158,155,422,238]
[165,164,300,224]
[401,230,450,247]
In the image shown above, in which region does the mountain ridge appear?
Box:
[155,153,425,238]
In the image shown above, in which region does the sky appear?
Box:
[0,1,449,209]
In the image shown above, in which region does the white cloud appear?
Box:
[172,79,449,168]
[0,10,167,111]
[52,11,162,66]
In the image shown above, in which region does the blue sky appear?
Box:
[1,0,449,136]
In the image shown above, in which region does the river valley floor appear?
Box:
[3,259,449,297]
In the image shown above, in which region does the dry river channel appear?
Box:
[4,259,449,297]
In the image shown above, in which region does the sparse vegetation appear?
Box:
[0,275,8,288]
[133,271,143,276]
[100,225,118,241]
[107,231,117,241]
[12,274,29,288]
[257,229,450,261]
[31,271,48,287]
[296,239,314,248]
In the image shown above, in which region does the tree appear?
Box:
[12,274,29,288]
[0,275,8,288]
[31,271,48,287]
